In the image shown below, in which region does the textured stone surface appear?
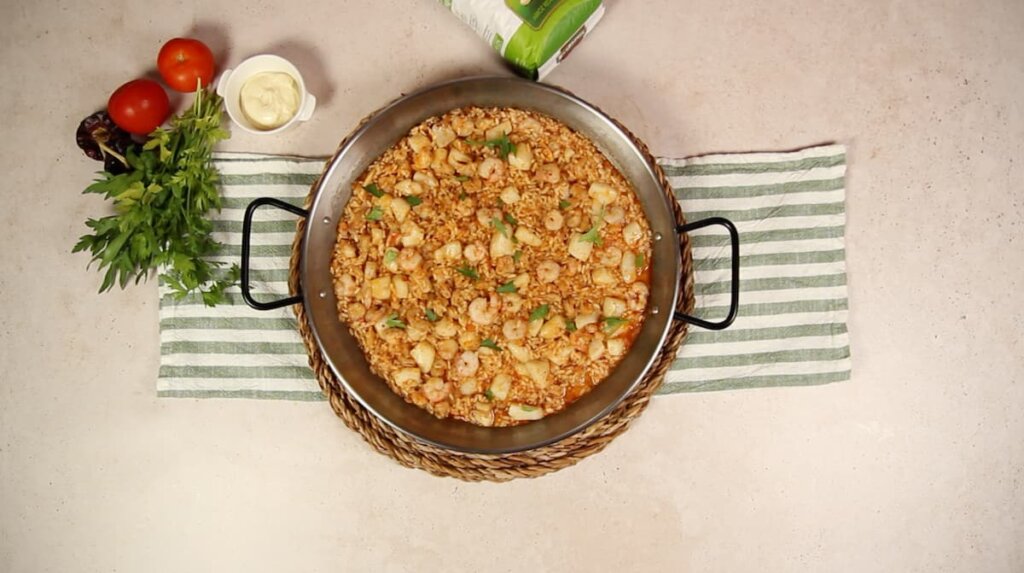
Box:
[1,1,1021,571]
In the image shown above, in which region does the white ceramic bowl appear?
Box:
[216,54,316,134]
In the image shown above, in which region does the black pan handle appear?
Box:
[241,197,308,311]
[674,217,740,330]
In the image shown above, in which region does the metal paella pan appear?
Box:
[240,76,739,454]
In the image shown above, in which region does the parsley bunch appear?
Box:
[73,87,238,306]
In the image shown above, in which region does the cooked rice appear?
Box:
[330,107,652,427]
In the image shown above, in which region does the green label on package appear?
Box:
[442,0,605,80]
[504,0,560,30]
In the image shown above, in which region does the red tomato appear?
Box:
[107,79,171,135]
[157,38,215,92]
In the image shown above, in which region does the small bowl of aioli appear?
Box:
[216,54,316,134]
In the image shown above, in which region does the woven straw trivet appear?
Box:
[288,105,696,482]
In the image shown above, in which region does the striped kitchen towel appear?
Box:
[158,145,850,399]
[661,145,851,392]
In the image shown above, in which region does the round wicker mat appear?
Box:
[288,108,696,482]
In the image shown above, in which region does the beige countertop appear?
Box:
[1,1,1022,571]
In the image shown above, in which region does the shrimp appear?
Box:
[436,339,459,360]
[423,377,450,403]
[471,404,495,426]
[477,157,505,182]
[455,351,480,378]
[535,163,561,184]
[430,124,456,147]
[468,295,500,325]
[503,319,527,340]
[335,273,358,297]
[495,256,515,276]
[536,260,561,283]
[543,210,564,231]
[397,249,423,271]
[463,243,487,263]
[503,293,525,314]
[627,282,650,312]
[476,208,502,227]
[336,240,357,259]
[451,115,474,137]
[459,330,481,351]
[599,247,623,267]
[605,206,625,225]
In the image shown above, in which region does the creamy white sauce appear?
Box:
[239,72,300,130]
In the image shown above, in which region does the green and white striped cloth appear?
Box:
[158,145,850,399]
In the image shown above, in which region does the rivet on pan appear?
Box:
[319,291,327,298]
[654,232,663,241]
[651,306,660,315]
[322,217,331,224]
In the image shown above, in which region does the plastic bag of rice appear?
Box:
[439,0,605,80]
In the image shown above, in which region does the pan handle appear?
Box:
[241,197,308,311]
[674,217,740,330]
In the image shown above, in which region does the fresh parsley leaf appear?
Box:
[635,253,645,268]
[364,183,384,198]
[579,225,602,245]
[581,207,608,246]
[504,212,518,227]
[366,206,383,221]
[512,250,522,263]
[458,191,468,200]
[455,175,470,182]
[603,316,628,334]
[384,248,399,264]
[579,209,605,245]
[425,308,440,322]
[484,389,495,400]
[480,338,502,351]
[495,137,517,159]
[467,134,516,159]
[558,200,572,210]
[529,304,550,322]
[491,217,508,237]
[496,281,517,294]
[385,314,406,329]
[565,319,578,333]
[456,264,479,281]
[405,195,423,206]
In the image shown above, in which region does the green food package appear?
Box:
[439,0,605,80]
